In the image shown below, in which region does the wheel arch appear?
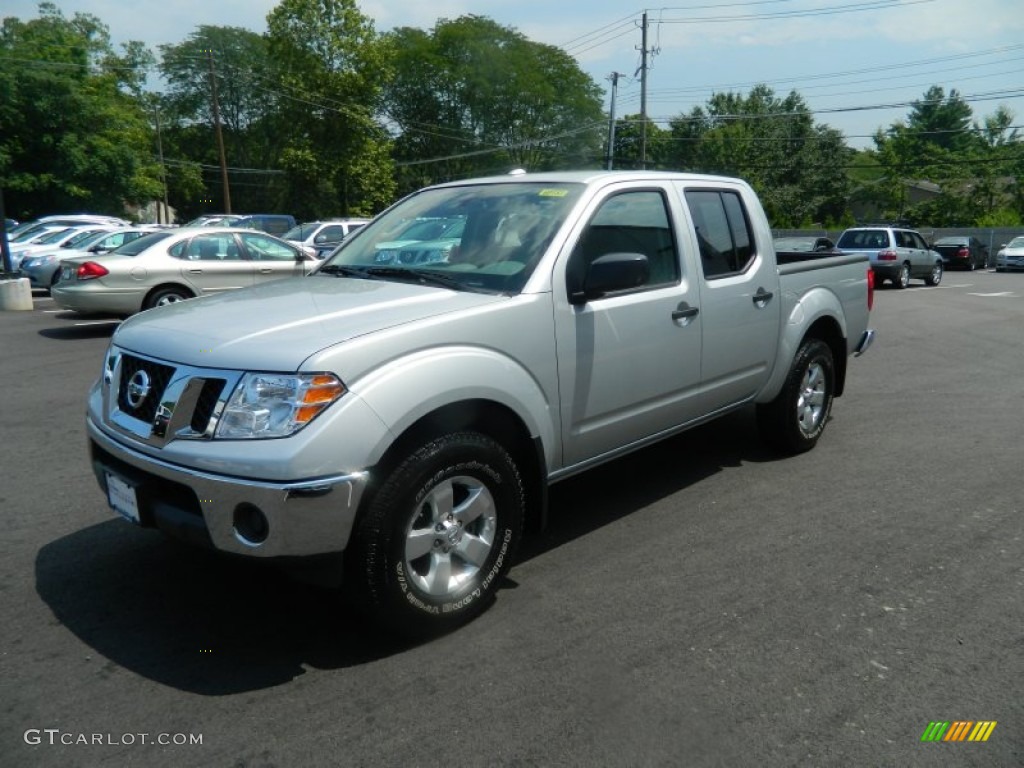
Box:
[143,282,195,309]
[803,316,847,397]
[366,399,547,536]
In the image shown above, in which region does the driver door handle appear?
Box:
[671,302,699,323]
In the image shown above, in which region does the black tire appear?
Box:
[144,286,193,310]
[348,431,524,636]
[924,261,943,286]
[894,263,910,289]
[757,338,835,455]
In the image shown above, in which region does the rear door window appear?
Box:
[685,189,756,278]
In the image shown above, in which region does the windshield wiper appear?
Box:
[364,267,488,293]
[316,264,368,277]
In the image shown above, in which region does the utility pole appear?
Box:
[639,11,648,169]
[606,72,623,170]
[207,50,232,214]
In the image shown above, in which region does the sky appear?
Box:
[5,0,1024,151]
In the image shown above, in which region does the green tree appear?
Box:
[610,115,670,170]
[383,15,605,193]
[0,3,163,218]
[871,88,1023,225]
[665,85,852,226]
[266,0,395,218]
[158,26,286,218]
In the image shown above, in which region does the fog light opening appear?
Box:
[233,503,269,546]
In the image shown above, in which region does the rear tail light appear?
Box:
[76,262,109,280]
[867,268,874,311]
[957,247,969,258]
[877,250,898,261]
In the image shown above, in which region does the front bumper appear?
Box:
[996,255,1024,271]
[88,415,369,557]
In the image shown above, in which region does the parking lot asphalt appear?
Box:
[1,274,1022,767]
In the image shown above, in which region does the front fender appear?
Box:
[349,345,558,470]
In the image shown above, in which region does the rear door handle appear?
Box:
[752,288,773,306]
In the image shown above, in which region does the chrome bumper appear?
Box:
[87,416,369,558]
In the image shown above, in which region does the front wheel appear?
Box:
[757,338,835,455]
[925,262,943,286]
[348,432,525,636]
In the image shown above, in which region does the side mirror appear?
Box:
[570,252,649,305]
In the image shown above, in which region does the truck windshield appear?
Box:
[320,182,583,294]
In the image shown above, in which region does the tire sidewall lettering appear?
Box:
[394,526,513,616]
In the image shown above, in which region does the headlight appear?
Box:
[216,372,345,439]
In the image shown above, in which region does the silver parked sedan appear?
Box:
[20,228,150,289]
[51,228,316,315]
[995,235,1024,272]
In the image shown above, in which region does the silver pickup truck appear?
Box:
[86,171,874,634]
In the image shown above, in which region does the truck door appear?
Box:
[681,186,780,412]
[553,186,705,467]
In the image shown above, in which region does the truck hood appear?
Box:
[112,276,506,370]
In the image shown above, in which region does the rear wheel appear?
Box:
[144,286,193,310]
[894,263,911,289]
[757,338,834,455]
[348,431,524,636]
[925,262,943,286]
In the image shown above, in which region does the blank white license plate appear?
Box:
[106,472,140,524]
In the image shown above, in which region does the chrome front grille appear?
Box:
[118,355,175,423]
[105,346,241,446]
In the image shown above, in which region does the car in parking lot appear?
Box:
[835,226,943,288]
[931,235,988,271]
[773,235,835,253]
[51,228,316,315]
[283,219,370,258]
[230,214,297,236]
[7,225,118,270]
[995,236,1024,272]
[20,228,150,289]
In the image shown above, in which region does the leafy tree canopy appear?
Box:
[0,2,161,218]
[382,15,605,192]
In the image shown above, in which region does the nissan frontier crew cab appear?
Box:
[86,171,875,635]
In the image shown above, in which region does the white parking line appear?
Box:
[73,320,120,326]
[967,292,1017,297]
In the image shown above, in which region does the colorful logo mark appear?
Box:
[921,721,997,742]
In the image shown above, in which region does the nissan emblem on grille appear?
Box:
[126,369,151,409]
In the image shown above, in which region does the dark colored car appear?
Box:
[931,236,988,271]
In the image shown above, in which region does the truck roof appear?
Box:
[431,169,748,188]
